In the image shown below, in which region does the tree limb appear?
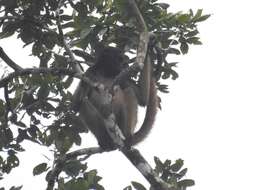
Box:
[122,148,172,190]
[0,47,23,71]
[127,0,149,67]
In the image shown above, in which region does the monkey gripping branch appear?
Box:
[0,0,209,189]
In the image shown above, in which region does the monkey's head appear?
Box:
[94,47,125,78]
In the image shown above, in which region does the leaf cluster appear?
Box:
[124,157,194,190]
[31,161,104,190]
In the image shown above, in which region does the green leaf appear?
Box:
[185,30,199,37]
[167,48,181,55]
[187,37,202,45]
[177,14,190,23]
[55,136,73,153]
[180,42,189,54]
[33,163,48,176]
[62,22,75,29]
[87,170,98,184]
[60,15,73,21]
[37,84,50,99]
[194,14,211,22]
[131,181,146,190]
[178,168,188,178]
[193,9,203,21]
[7,154,19,168]
[0,21,19,39]
[9,186,23,190]
[178,179,195,187]
[154,156,164,173]
[80,27,92,40]
[63,160,84,177]
[171,159,184,172]
[54,54,68,68]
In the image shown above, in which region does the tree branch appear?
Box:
[0,67,95,88]
[122,148,172,190]
[127,0,149,67]
[127,0,147,32]
[0,47,23,71]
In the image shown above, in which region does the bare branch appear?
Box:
[0,47,23,71]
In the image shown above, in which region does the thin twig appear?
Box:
[55,0,83,73]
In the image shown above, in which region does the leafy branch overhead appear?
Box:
[0,0,209,190]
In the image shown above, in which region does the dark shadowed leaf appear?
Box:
[37,84,50,99]
[33,163,48,176]
[178,168,188,178]
[171,159,184,172]
[131,181,147,190]
[180,42,189,54]
[63,160,85,177]
[167,48,181,55]
[9,186,23,190]
[185,30,199,37]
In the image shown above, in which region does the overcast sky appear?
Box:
[1,0,253,190]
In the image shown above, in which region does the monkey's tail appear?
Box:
[130,78,158,145]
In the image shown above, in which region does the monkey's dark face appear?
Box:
[95,47,124,78]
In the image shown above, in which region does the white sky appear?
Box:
[1,0,253,190]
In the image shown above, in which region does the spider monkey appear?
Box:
[73,46,157,149]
